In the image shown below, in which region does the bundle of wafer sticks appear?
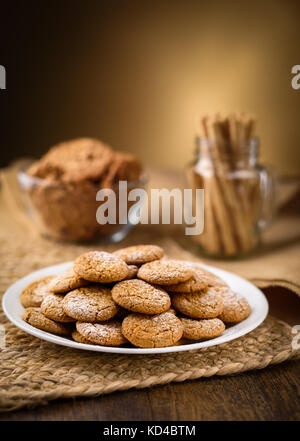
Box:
[191,113,260,257]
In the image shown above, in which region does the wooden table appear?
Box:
[1,286,299,421]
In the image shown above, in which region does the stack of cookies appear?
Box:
[25,138,143,241]
[21,245,251,348]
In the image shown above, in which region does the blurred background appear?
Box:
[1,0,299,175]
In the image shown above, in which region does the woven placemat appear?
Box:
[0,230,299,412]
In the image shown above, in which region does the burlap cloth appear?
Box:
[0,165,299,412]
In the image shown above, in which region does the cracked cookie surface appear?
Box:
[114,245,164,265]
[137,260,193,285]
[112,279,171,314]
[20,276,55,308]
[181,317,225,340]
[165,266,209,293]
[49,269,89,293]
[71,329,96,345]
[122,312,183,348]
[171,286,224,319]
[76,320,127,346]
[41,293,75,322]
[73,251,129,283]
[62,286,118,322]
[22,307,72,335]
[217,288,251,323]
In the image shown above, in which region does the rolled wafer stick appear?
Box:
[201,117,238,255]
[212,119,254,252]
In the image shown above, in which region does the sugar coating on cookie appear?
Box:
[113,245,164,265]
[165,266,209,293]
[171,287,224,319]
[62,286,118,322]
[112,279,171,314]
[218,288,251,323]
[76,320,127,346]
[73,251,129,283]
[20,276,55,308]
[41,293,75,323]
[137,260,193,285]
[122,312,183,348]
[71,330,95,345]
[22,307,72,335]
[181,318,225,340]
[187,263,228,288]
[49,269,89,293]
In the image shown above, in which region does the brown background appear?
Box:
[1,0,300,175]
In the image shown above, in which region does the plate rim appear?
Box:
[2,261,269,355]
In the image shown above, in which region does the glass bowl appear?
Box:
[18,161,148,243]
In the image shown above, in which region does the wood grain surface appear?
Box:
[1,286,299,421]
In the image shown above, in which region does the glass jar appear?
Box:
[18,161,148,243]
[188,136,278,258]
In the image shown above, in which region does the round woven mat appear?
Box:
[0,231,299,412]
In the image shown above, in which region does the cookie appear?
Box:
[28,138,114,183]
[100,152,142,188]
[20,276,55,308]
[187,264,228,288]
[122,312,183,348]
[21,307,72,335]
[71,330,95,345]
[76,320,127,346]
[41,293,75,323]
[218,288,251,323]
[181,318,225,340]
[137,260,193,286]
[124,265,138,280]
[62,286,118,322]
[113,245,164,265]
[73,251,129,283]
[171,287,224,319]
[49,269,89,293]
[165,266,209,293]
[112,279,171,314]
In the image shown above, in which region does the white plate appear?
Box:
[2,261,268,355]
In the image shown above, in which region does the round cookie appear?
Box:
[71,330,95,345]
[41,293,75,323]
[122,312,183,348]
[49,269,89,293]
[28,138,114,183]
[113,245,164,265]
[187,263,228,288]
[218,288,251,323]
[165,266,209,293]
[171,287,224,319]
[181,318,225,340]
[76,320,127,346]
[22,307,72,335]
[20,276,55,308]
[123,265,138,280]
[112,279,171,315]
[62,286,118,322]
[73,251,129,283]
[137,260,193,286]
